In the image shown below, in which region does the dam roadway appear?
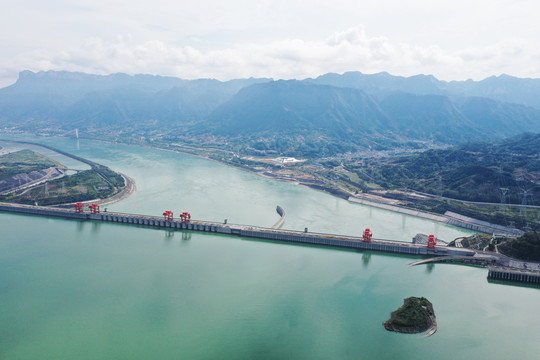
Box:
[0,202,475,258]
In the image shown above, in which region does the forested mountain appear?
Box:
[202,80,540,149]
[2,70,540,156]
[362,133,540,204]
[378,93,475,142]
[498,231,540,261]
[205,80,392,137]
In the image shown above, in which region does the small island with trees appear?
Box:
[383,297,437,336]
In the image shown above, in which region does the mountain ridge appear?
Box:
[2,70,540,155]
[308,71,540,109]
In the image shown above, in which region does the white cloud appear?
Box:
[2,25,540,87]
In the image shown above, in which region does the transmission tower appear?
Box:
[499,187,508,209]
[520,189,531,216]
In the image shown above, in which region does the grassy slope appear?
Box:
[0,149,63,179]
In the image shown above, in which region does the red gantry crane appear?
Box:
[89,203,100,214]
[427,234,437,249]
[74,202,84,213]
[180,212,191,223]
[362,228,372,243]
[163,210,173,222]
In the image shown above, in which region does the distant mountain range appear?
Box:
[0,70,271,128]
[308,71,540,109]
[1,70,540,154]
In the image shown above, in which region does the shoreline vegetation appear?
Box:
[0,139,134,207]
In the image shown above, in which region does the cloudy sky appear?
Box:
[1,0,539,87]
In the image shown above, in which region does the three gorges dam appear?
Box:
[4,201,540,285]
[0,201,476,258]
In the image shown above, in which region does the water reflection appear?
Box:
[426,263,435,274]
[163,230,174,245]
[181,232,192,241]
[362,252,372,268]
[434,223,442,240]
[91,222,101,233]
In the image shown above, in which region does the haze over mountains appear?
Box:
[1,70,540,154]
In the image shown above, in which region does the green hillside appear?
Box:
[359,133,540,205]
[498,232,540,261]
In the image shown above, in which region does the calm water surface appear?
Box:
[1,136,539,359]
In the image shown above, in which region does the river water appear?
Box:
[1,136,539,359]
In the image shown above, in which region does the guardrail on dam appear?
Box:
[0,202,475,258]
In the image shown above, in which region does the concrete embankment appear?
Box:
[410,254,540,286]
[271,206,286,229]
[488,266,540,284]
[444,211,523,236]
[348,196,522,237]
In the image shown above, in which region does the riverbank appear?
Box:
[92,173,136,206]
[348,196,523,237]
[0,139,136,207]
[73,138,509,235]
[155,143,519,236]
[0,135,521,235]
[50,173,136,208]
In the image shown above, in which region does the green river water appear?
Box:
[1,137,539,359]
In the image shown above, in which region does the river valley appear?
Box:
[1,136,539,359]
